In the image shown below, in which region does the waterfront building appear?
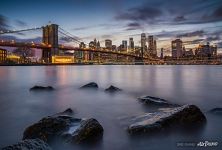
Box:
[128,37,134,53]
[0,48,7,63]
[195,43,217,57]
[134,46,141,56]
[105,39,112,50]
[52,56,74,63]
[172,39,183,59]
[74,42,86,61]
[7,53,21,63]
[112,45,117,51]
[148,35,157,57]
[184,49,194,57]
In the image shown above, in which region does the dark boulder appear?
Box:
[23,109,103,144]
[209,108,222,115]
[105,85,122,93]
[30,86,54,91]
[127,105,206,134]
[54,108,74,116]
[80,82,98,89]
[2,139,52,150]
[138,96,179,106]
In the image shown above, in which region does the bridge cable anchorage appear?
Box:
[0,27,42,35]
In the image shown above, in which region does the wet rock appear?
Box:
[66,118,104,144]
[105,85,122,93]
[54,108,74,116]
[30,85,54,91]
[2,139,52,150]
[80,82,98,89]
[127,105,206,134]
[138,96,179,106]
[23,108,103,145]
[209,108,222,115]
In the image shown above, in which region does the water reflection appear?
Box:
[0,65,222,150]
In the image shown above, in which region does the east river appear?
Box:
[0,65,221,150]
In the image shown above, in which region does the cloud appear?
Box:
[217,41,222,48]
[101,34,113,39]
[0,35,42,43]
[115,0,222,30]
[72,24,119,31]
[0,14,10,31]
[72,26,95,31]
[177,30,204,38]
[115,5,162,23]
[15,20,28,27]
[212,5,222,18]
[174,16,186,22]
[183,39,205,45]
[206,35,221,42]
[125,22,142,31]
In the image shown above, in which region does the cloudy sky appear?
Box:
[0,0,222,54]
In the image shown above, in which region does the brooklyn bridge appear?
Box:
[0,24,155,64]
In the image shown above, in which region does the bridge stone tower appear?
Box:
[42,24,59,63]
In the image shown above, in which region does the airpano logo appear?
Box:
[177,141,219,147]
[197,141,218,147]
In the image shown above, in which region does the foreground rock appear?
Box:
[105,85,122,93]
[80,82,98,89]
[30,85,54,91]
[209,108,222,115]
[2,139,52,150]
[23,108,103,144]
[127,105,206,134]
[138,96,179,106]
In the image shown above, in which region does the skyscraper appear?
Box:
[105,39,112,50]
[160,48,164,59]
[172,39,183,59]
[122,40,127,52]
[148,35,157,57]
[77,42,86,59]
[96,41,100,50]
[129,37,134,53]
[141,33,146,57]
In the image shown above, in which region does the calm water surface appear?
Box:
[0,65,221,150]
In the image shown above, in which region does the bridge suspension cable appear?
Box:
[58,27,83,44]
[0,27,42,35]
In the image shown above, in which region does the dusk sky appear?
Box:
[0,0,222,54]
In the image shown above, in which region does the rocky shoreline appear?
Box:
[3,82,219,150]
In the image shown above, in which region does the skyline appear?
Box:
[0,0,222,55]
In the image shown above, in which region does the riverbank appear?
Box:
[0,62,221,66]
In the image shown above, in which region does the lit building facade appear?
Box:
[172,39,183,59]
[52,56,74,63]
[75,42,86,60]
[0,49,7,63]
[195,43,217,57]
[129,37,134,53]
